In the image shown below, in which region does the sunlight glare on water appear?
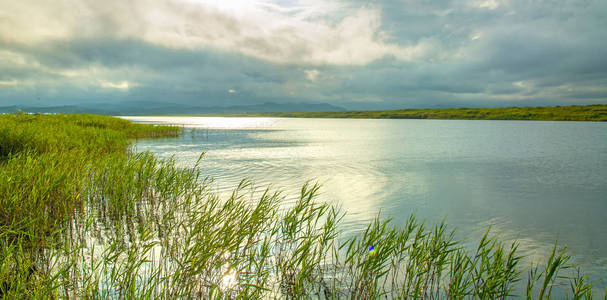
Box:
[123,116,279,129]
[125,116,607,287]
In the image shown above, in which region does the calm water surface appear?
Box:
[125,117,607,284]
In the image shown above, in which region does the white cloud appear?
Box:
[228,89,236,93]
[304,69,320,81]
[100,80,133,90]
[513,81,526,88]
[0,80,18,86]
[475,0,500,10]
[144,2,418,65]
[0,0,431,66]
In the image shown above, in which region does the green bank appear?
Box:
[221,104,607,121]
[0,113,603,298]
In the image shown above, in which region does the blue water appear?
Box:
[125,116,607,286]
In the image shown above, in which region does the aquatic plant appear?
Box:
[0,113,603,298]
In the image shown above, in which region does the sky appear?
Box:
[1,0,606,109]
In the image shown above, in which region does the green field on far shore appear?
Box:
[216,104,607,122]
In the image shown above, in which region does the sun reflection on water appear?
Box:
[122,116,279,129]
[219,251,238,291]
[220,268,238,290]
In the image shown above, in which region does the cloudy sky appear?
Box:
[1,0,606,109]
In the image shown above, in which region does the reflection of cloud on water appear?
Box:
[471,217,563,266]
[317,165,387,223]
[468,216,607,291]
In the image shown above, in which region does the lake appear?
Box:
[124,116,607,284]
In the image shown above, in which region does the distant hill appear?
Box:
[0,101,346,115]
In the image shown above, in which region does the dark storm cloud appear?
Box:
[1,38,212,71]
[0,0,605,108]
[0,36,310,105]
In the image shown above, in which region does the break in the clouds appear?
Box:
[0,0,606,108]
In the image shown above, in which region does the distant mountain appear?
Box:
[0,102,346,115]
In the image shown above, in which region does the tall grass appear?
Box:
[0,113,603,298]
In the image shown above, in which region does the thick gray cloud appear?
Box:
[0,0,606,108]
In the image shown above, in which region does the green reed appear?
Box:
[0,113,603,299]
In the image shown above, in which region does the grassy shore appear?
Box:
[220,104,607,122]
[0,112,603,298]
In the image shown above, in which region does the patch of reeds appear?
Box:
[0,113,603,298]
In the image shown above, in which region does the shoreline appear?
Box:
[167,104,607,122]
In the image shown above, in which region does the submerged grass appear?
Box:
[0,112,604,299]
